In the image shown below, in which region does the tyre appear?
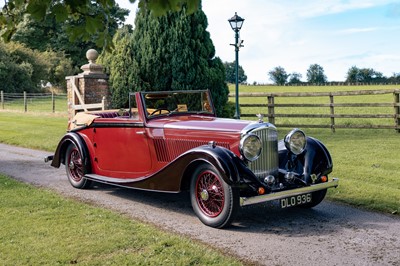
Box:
[65,143,92,189]
[190,163,239,228]
[300,189,327,208]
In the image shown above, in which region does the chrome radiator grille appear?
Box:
[248,126,279,179]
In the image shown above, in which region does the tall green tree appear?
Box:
[1,0,199,50]
[224,61,247,84]
[345,66,360,83]
[99,25,138,107]
[115,5,230,117]
[306,64,327,84]
[268,66,289,85]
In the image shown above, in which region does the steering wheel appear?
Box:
[150,108,170,116]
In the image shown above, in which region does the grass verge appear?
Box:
[0,111,67,151]
[0,174,242,265]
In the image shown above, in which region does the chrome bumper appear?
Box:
[240,178,339,206]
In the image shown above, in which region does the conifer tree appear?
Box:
[104,4,230,116]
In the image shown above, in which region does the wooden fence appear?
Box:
[232,89,400,133]
[0,91,67,113]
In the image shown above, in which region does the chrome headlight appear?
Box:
[240,134,262,161]
[284,129,306,155]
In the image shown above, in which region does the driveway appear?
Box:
[0,143,399,266]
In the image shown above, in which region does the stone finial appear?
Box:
[80,49,104,74]
[86,49,99,64]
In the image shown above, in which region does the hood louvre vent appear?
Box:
[153,138,230,162]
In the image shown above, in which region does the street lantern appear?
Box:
[228,12,244,119]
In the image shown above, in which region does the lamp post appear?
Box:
[228,12,244,119]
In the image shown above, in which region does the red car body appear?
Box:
[49,90,338,228]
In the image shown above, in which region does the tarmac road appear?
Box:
[1,142,399,266]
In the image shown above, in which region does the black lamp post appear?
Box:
[228,12,244,119]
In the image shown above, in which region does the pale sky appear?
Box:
[112,1,400,83]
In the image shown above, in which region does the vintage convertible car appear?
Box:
[47,90,338,228]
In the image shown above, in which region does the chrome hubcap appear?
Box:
[200,189,209,201]
[69,161,75,170]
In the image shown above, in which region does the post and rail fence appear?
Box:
[2,89,400,133]
[0,91,67,113]
[230,89,400,133]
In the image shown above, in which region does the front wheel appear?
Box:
[190,163,239,228]
[65,143,92,189]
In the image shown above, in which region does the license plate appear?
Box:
[280,193,312,208]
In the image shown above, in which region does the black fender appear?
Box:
[50,132,91,174]
[183,144,257,186]
[278,137,333,183]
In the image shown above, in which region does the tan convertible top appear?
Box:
[68,112,100,130]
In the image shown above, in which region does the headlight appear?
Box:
[240,134,262,161]
[284,129,306,155]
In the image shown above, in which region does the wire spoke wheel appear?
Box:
[196,170,225,217]
[190,163,239,228]
[65,143,91,189]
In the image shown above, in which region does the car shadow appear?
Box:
[91,182,395,237]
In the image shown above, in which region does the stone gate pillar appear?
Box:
[65,49,110,122]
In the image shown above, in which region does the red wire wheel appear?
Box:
[65,143,91,189]
[190,163,239,228]
[195,170,225,217]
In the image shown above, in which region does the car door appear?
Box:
[93,119,152,176]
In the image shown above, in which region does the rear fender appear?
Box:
[51,132,91,174]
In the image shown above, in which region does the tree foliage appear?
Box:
[0,0,199,50]
[345,66,384,84]
[98,25,138,107]
[306,64,327,84]
[8,3,128,69]
[268,66,289,85]
[223,61,247,84]
[0,42,49,92]
[288,72,302,84]
[101,5,230,117]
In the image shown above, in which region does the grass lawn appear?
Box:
[0,85,399,263]
[0,174,242,265]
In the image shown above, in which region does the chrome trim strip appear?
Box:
[240,178,339,206]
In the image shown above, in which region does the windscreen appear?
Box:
[142,90,214,118]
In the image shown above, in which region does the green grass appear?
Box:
[0,111,67,151]
[0,174,242,266]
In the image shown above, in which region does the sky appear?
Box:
[117,0,400,84]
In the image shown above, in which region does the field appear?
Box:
[231,84,399,128]
[0,84,399,264]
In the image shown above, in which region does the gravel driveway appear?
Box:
[1,143,399,266]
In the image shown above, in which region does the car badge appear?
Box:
[256,113,264,123]
[310,174,318,184]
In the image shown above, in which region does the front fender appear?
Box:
[278,137,333,183]
[186,144,256,186]
[50,132,91,174]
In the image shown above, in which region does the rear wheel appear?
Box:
[190,163,239,228]
[65,143,92,189]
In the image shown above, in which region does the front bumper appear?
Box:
[240,178,339,206]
